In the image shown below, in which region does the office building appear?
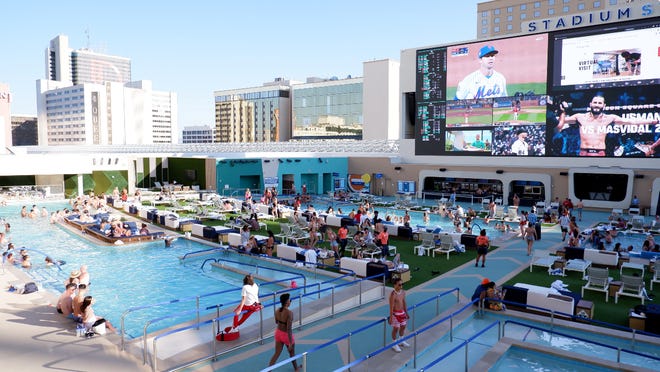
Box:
[37,35,177,146]
[291,76,363,140]
[213,81,292,143]
[477,0,652,38]
[182,125,214,143]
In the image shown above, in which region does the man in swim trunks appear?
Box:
[389,278,410,352]
[557,95,659,156]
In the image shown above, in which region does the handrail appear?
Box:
[22,247,64,272]
[200,258,217,270]
[419,320,500,371]
[162,272,388,372]
[503,320,660,363]
[120,255,308,350]
[179,247,225,261]
[264,287,461,372]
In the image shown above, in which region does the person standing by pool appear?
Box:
[575,199,584,221]
[475,229,489,267]
[523,222,537,255]
[337,225,348,257]
[78,265,90,287]
[233,274,262,331]
[559,210,571,242]
[268,293,299,371]
[389,278,410,352]
[378,227,390,258]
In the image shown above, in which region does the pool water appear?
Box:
[420,312,660,371]
[0,202,345,338]
[490,346,621,372]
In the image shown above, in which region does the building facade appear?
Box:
[291,77,363,139]
[477,0,656,38]
[37,35,177,146]
[213,82,291,143]
[182,125,214,143]
[10,115,38,146]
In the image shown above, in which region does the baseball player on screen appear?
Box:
[455,45,508,100]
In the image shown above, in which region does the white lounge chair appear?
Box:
[651,261,660,290]
[581,267,610,302]
[433,234,456,259]
[415,232,435,256]
[565,259,591,280]
[529,250,559,274]
[615,274,645,304]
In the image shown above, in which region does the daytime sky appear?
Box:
[1,1,480,129]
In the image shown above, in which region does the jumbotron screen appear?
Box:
[415,18,660,158]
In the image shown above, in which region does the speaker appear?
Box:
[405,92,416,125]
[394,166,402,171]
[635,174,644,179]
[496,170,504,174]
[439,168,447,172]
[559,172,568,176]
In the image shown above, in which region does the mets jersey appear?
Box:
[455,70,507,100]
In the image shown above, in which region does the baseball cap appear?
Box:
[481,278,490,285]
[479,45,498,58]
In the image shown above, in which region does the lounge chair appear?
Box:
[415,232,435,256]
[615,274,645,304]
[581,267,610,302]
[652,261,660,290]
[565,259,591,280]
[275,223,291,244]
[529,250,560,274]
[433,234,456,259]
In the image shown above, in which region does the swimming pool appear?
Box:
[490,346,621,372]
[414,311,660,371]
[0,202,347,339]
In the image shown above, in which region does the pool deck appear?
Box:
[0,208,656,371]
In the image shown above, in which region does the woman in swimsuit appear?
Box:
[268,293,299,371]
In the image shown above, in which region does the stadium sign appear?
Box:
[524,3,655,33]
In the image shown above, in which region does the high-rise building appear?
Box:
[46,35,131,85]
[213,80,292,143]
[477,0,652,38]
[37,35,177,146]
[182,125,214,143]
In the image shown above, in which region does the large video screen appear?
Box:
[415,18,660,158]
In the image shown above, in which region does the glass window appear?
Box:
[494,26,500,32]
[535,2,541,8]
[563,5,569,12]
[507,6,513,13]
[481,27,488,35]
[507,24,513,30]
[578,3,584,9]
[494,8,500,15]
[482,11,488,17]
[594,1,600,7]
[482,18,488,25]
[521,4,527,10]
[494,17,500,23]
[563,0,570,3]
[609,0,616,4]
[534,10,541,17]
[549,8,555,15]
[548,0,555,5]
[520,13,527,20]
[507,15,512,21]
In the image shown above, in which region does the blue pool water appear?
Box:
[415,312,659,371]
[490,346,621,372]
[0,202,343,338]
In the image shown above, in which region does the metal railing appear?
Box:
[503,320,660,364]
[264,287,461,372]
[120,256,307,351]
[153,272,388,372]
